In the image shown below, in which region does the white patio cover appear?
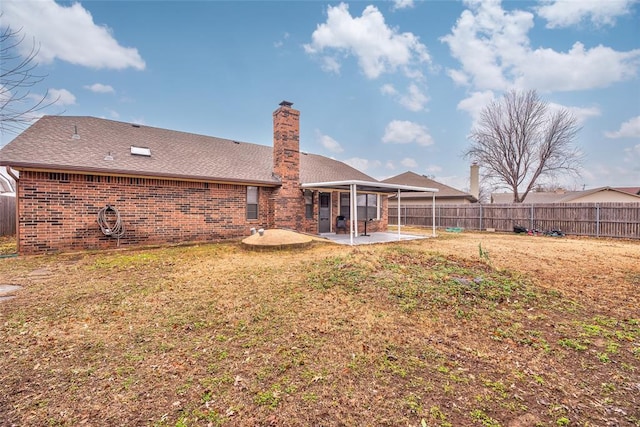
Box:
[301,180,438,245]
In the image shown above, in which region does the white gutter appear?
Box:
[301,180,439,194]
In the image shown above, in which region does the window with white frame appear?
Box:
[304,190,314,219]
[357,194,378,220]
[339,192,378,220]
[247,186,258,220]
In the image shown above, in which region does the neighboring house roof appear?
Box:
[382,171,476,201]
[0,116,374,186]
[492,187,640,203]
[615,187,640,196]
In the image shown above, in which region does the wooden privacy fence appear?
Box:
[389,203,640,239]
[0,195,16,236]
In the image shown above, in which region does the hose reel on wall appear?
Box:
[97,205,125,242]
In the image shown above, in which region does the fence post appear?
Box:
[596,203,600,238]
[479,204,483,231]
[530,204,534,230]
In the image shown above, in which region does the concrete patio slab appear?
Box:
[320,231,431,245]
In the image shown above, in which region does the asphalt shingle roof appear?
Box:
[382,171,475,200]
[0,116,375,186]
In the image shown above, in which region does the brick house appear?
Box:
[0,102,436,254]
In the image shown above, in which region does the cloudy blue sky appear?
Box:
[1,0,639,191]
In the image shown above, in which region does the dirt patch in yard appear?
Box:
[241,229,321,251]
[418,231,639,318]
[0,232,638,426]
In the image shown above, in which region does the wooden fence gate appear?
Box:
[0,195,16,236]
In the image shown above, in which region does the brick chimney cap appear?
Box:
[279,100,293,107]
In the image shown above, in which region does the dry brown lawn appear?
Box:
[0,231,638,427]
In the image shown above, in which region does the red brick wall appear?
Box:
[16,171,273,254]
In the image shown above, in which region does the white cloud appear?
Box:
[425,164,443,174]
[84,83,115,94]
[399,83,429,111]
[274,32,290,48]
[536,0,637,28]
[519,43,640,91]
[605,116,640,139]
[380,84,397,96]
[401,157,418,168]
[447,68,470,86]
[47,88,76,106]
[381,83,429,111]
[382,120,433,146]
[441,2,531,91]
[315,130,344,153]
[457,90,495,124]
[105,109,120,119]
[441,1,640,93]
[304,3,430,79]
[548,102,600,126]
[392,0,415,11]
[320,56,342,74]
[343,157,381,172]
[458,92,600,129]
[2,0,145,70]
[385,160,396,170]
[570,147,640,186]
[624,144,640,170]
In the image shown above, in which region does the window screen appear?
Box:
[247,186,258,220]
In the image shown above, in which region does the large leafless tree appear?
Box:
[465,89,582,203]
[1,22,57,137]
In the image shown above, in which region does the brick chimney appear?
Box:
[273,101,300,184]
[272,101,303,229]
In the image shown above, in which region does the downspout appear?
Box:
[5,166,18,187]
[6,166,19,253]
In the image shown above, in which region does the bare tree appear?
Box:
[465,89,581,203]
[1,22,57,136]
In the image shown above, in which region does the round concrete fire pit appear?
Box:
[241,229,320,251]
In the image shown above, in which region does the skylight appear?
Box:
[130,146,151,157]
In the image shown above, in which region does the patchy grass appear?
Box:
[0,232,638,426]
[0,235,16,255]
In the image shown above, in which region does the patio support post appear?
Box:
[349,183,357,245]
[397,189,401,241]
[432,192,436,237]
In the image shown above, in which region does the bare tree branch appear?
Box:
[0,20,59,138]
[465,89,582,203]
